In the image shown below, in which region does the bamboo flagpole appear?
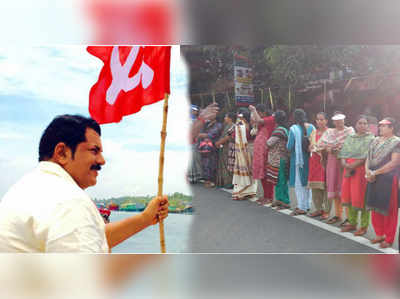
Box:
[293,88,296,109]
[157,93,169,253]
[269,88,274,110]
[324,80,327,111]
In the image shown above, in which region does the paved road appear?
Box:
[188,185,380,253]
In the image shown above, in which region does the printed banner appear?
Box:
[234,65,255,106]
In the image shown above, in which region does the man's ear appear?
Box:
[52,142,72,166]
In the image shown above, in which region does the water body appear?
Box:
[110,211,193,253]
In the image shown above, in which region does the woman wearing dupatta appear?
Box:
[287,109,315,215]
[232,111,257,200]
[365,117,400,248]
[318,112,354,224]
[215,112,236,189]
[337,115,374,236]
[266,110,290,209]
[308,112,329,219]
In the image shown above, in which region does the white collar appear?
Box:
[38,161,79,187]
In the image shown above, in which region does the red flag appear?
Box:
[87,46,171,124]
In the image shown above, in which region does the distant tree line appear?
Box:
[95,192,192,210]
[181,45,400,109]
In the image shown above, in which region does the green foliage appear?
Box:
[264,45,363,87]
[181,45,234,95]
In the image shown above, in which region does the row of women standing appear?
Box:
[250,105,400,249]
[189,104,400,248]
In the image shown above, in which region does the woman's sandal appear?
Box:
[371,237,385,244]
[353,227,368,236]
[309,211,323,217]
[340,224,357,232]
[264,199,273,205]
[326,216,340,224]
[340,219,350,227]
[276,205,289,210]
[380,241,392,248]
[320,213,330,220]
[291,209,306,216]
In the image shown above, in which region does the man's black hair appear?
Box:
[38,114,101,162]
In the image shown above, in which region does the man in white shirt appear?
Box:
[0,114,168,252]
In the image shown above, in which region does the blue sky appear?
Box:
[0,45,192,199]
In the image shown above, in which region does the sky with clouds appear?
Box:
[0,45,192,199]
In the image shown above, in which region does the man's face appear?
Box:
[64,128,106,189]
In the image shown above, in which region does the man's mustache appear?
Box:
[90,164,102,171]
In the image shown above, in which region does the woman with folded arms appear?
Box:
[338,115,374,235]
[365,117,400,248]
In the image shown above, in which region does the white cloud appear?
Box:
[0,45,100,107]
